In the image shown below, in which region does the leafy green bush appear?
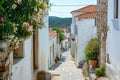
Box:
[85,38,100,61]
[95,65,106,77]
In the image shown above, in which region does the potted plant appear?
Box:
[0,66,7,72]
[95,65,106,78]
[85,38,100,67]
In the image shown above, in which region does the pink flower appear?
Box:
[1,17,4,23]
[26,23,30,30]
[22,22,31,31]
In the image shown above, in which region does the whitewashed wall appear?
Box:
[12,12,50,80]
[12,38,32,80]
[76,19,96,64]
[64,32,70,39]
[70,13,79,59]
[106,0,120,80]
[71,13,78,35]
[71,12,85,35]
[49,35,57,67]
[38,16,50,71]
[61,39,69,50]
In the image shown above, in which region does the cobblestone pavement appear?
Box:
[49,49,85,80]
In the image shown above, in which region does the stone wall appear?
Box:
[97,0,108,65]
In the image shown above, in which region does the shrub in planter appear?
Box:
[84,38,100,67]
[95,65,106,78]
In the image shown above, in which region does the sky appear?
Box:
[49,0,96,18]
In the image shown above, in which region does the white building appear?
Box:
[49,30,60,68]
[61,28,71,51]
[71,5,97,65]
[12,16,50,80]
[106,0,120,80]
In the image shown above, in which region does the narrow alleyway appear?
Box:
[49,49,85,80]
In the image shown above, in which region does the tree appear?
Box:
[52,27,65,43]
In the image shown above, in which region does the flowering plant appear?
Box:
[0,0,50,49]
[0,17,15,40]
[17,22,32,40]
[85,38,100,61]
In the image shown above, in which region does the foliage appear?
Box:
[0,17,14,38]
[0,0,50,49]
[59,33,65,42]
[85,38,100,62]
[17,22,32,39]
[49,16,72,28]
[95,65,106,77]
[52,27,65,42]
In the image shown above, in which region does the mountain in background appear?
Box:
[49,16,72,28]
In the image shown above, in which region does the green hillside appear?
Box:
[49,16,72,28]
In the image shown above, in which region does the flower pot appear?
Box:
[89,60,98,68]
[72,38,75,41]
[0,66,7,72]
[96,75,100,79]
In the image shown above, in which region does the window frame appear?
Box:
[114,0,118,18]
[33,29,39,70]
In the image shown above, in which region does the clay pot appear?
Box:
[96,75,100,79]
[89,60,98,68]
[71,38,75,41]
[0,66,7,72]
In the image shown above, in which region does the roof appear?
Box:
[65,29,70,33]
[49,28,52,31]
[71,5,97,13]
[60,28,65,31]
[75,12,96,19]
[49,31,57,38]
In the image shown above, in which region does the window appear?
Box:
[114,0,118,18]
[33,29,39,70]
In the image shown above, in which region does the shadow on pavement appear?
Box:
[49,55,66,70]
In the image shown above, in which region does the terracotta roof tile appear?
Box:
[49,28,52,31]
[49,31,57,38]
[71,5,97,13]
[60,28,65,31]
[75,12,96,19]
